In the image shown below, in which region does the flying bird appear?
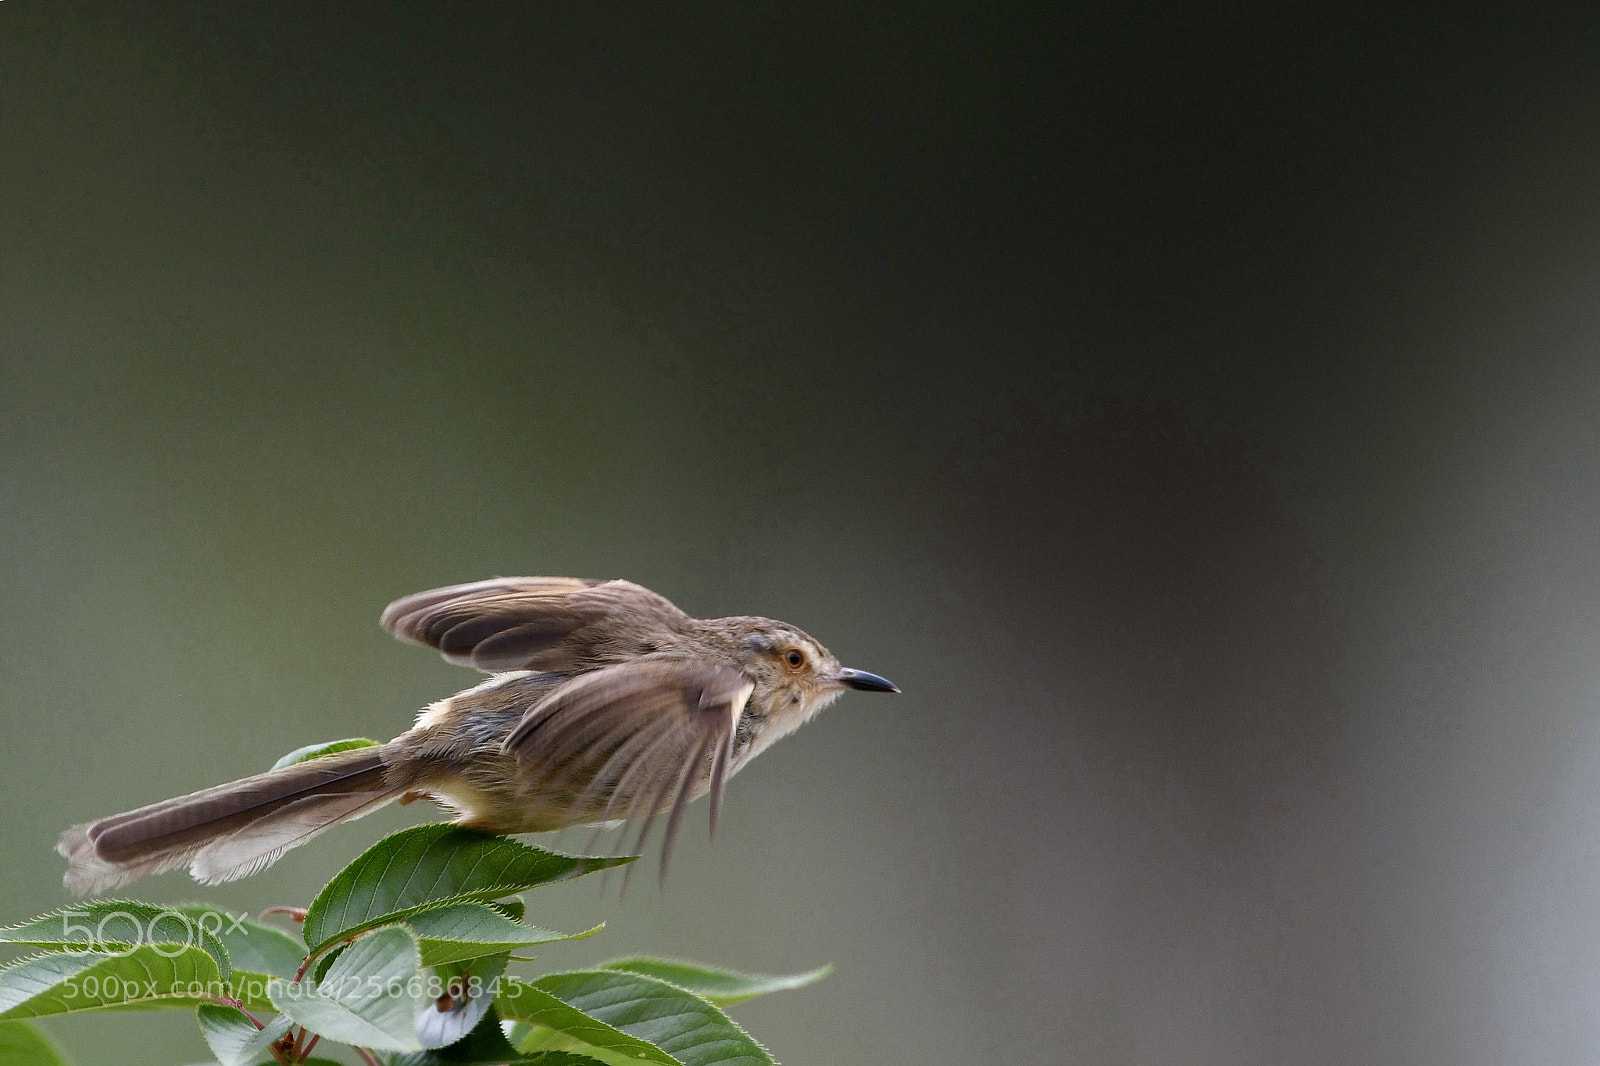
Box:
[58,576,897,896]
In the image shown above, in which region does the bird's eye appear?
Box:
[785,649,804,668]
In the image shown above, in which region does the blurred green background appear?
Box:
[8,3,1600,1063]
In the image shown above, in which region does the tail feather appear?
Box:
[59,747,401,896]
[188,789,397,885]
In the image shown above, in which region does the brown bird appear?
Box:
[58,577,897,896]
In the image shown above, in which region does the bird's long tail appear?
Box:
[57,747,401,897]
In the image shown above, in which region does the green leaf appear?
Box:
[0,1021,70,1066]
[402,903,600,968]
[0,902,231,980]
[310,944,346,986]
[597,958,830,1006]
[525,971,773,1066]
[389,1006,609,1065]
[223,971,278,1013]
[512,1025,661,1066]
[195,1004,292,1066]
[270,926,424,1053]
[487,898,526,923]
[497,979,677,1066]
[303,824,631,955]
[271,737,382,771]
[0,946,223,1018]
[172,908,305,981]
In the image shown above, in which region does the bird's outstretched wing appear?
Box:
[380,577,689,673]
[503,656,752,875]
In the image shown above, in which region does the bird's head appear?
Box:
[728,617,898,719]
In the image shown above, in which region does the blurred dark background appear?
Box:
[6,3,1600,1063]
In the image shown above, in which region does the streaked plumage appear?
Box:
[59,576,897,895]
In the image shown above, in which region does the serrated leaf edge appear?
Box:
[304,824,631,954]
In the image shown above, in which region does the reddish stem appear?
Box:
[294,930,366,983]
[261,906,309,922]
[205,994,254,1019]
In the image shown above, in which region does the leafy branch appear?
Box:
[0,741,827,1065]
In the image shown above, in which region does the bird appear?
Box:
[58,576,898,896]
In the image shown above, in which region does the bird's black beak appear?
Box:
[835,667,900,693]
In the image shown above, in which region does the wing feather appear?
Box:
[656,732,715,884]
[381,577,689,673]
[501,656,753,874]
